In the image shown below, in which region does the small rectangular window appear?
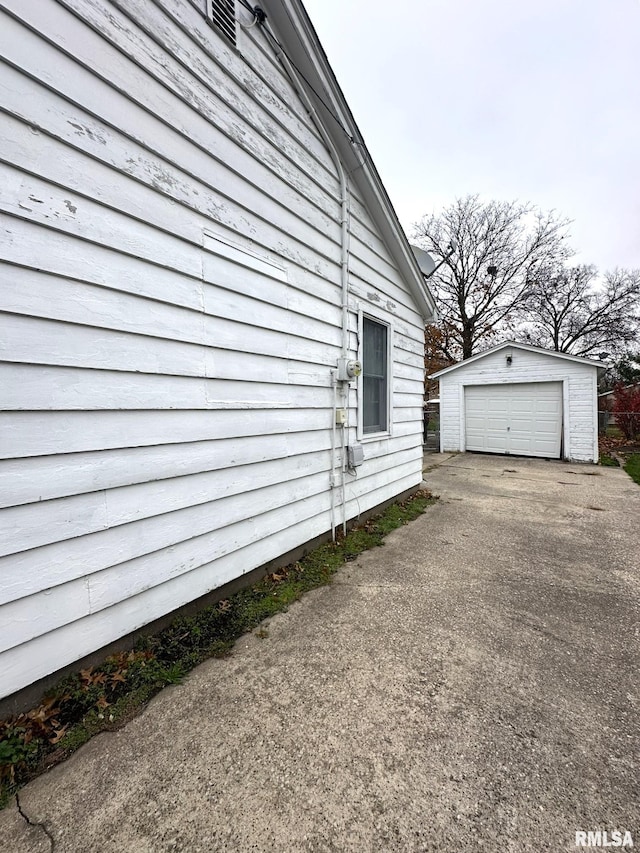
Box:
[206,0,236,45]
[363,316,389,434]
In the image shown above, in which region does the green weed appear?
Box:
[599,453,620,467]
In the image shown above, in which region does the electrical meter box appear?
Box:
[337,358,362,382]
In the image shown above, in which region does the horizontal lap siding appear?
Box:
[0,409,329,458]
[0,256,341,361]
[0,431,333,509]
[0,0,426,698]
[567,375,598,460]
[0,503,335,695]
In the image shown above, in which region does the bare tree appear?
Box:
[414,195,571,359]
[519,265,640,358]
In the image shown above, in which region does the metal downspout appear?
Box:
[263,34,351,539]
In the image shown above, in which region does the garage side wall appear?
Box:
[438,349,598,462]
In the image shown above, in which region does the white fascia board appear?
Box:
[429,340,606,379]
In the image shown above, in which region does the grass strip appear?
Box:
[623,453,640,486]
[0,488,436,808]
[599,453,620,467]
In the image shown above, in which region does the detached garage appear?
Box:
[430,342,602,463]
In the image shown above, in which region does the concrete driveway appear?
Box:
[2,453,639,853]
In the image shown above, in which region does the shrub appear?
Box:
[612,383,640,439]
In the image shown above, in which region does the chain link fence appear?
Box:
[423,401,440,448]
[599,410,640,436]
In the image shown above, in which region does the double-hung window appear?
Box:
[362,316,390,435]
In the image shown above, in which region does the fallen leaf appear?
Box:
[49,726,68,745]
[27,704,60,724]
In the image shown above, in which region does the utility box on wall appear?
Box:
[347,444,365,468]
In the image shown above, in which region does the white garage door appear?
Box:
[465,382,562,458]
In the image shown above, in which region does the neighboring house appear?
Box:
[0,0,436,703]
[430,342,602,462]
[598,390,617,425]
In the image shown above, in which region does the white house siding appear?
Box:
[0,0,427,699]
[437,348,598,462]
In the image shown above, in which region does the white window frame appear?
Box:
[357,308,393,442]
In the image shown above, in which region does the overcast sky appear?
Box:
[303,0,640,272]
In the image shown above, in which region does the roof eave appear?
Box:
[262,0,437,321]
[429,341,607,379]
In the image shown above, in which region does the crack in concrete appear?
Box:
[15,792,55,852]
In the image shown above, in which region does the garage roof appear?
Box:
[429,341,605,379]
